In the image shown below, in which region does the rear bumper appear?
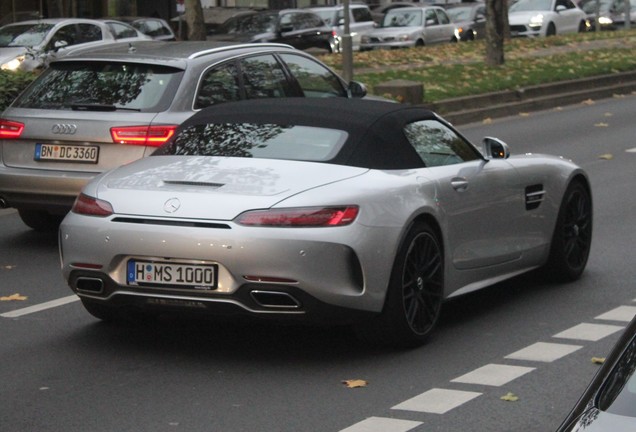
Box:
[0,164,95,212]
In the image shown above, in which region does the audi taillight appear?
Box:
[0,119,24,139]
[236,206,359,227]
[110,125,177,146]
[71,193,113,217]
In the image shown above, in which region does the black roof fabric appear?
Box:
[179,98,440,169]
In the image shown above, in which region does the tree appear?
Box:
[184,0,207,41]
[485,0,509,66]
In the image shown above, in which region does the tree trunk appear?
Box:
[485,0,508,66]
[184,0,206,41]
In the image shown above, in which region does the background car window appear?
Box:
[0,23,53,47]
[136,19,171,37]
[106,22,137,39]
[436,9,451,25]
[47,24,79,49]
[404,120,481,167]
[425,9,440,25]
[196,62,241,109]
[278,53,346,98]
[75,24,102,43]
[384,10,422,27]
[352,7,373,22]
[241,55,292,99]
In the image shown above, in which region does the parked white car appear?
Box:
[309,4,376,52]
[508,0,588,37]
[360,6,456,50]
[0,18,151,71]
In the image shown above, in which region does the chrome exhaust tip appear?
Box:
[250,290,301,309]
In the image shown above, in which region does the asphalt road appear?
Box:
[1,94,635,432]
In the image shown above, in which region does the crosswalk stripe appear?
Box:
[595,306,636,322]
[505,342,582,362]
[553,322,624,341]
[392,388,481,414]
[451,364,535,387]
[338,417,422,432]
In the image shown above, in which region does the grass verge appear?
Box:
[318,29,636,102]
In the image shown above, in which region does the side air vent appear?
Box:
[525,184,545,210]
[112,217,231,229]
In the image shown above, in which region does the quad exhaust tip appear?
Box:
[250,290,301,309]
[76,277,104,293]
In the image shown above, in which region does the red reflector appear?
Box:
[71,193,114,217]
[0,119,24,139]
[110,125,177,147]
[71,263,103,269]
[236,206,359,227]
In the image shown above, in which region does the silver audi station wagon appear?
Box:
[0,41,367,231]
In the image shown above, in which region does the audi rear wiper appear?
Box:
[70,103,141,112]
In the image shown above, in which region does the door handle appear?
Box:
[451,177,468,192]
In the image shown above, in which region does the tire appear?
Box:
[544,180,592,282]
[578,20,587,33]
[18,209,64,232]
[415,39,425,47]
[546,22,556,36]
[355,221,444,348]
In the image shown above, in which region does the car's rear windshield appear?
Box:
[13,61,183,112]
[157,123,348,162]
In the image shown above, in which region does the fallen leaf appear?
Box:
[342,379,368,388]
[2,265,17,270]
[500,392,519,402]
[592,357,606,364]
[519,112,530,117]
[582,99,595,105]
[594,122,609,128]
[604,112,613,117]
[553,106,563,111]
[598,153,614,160]
[482,117,492,124]
[0,293,28,301]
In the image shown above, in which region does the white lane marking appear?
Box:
[451,364,535,387]
[505,342,582,362]
[553,323,624,341]
[0,295,80,318]
[626,147,636,153]
[338,417,422,432]
[596,306,636,322]
[392,388,481,414]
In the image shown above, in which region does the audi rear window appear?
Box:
[13,61,183,112]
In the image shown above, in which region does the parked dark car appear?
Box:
[557,314,636,431]
[208,9,337,53]
[445,2,487,41]
[0,41,367,231]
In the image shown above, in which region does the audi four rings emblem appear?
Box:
[51,124,77,135]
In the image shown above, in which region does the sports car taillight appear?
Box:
[0,119,24,139]
[71,193,114,217]
[110,125,177,146]
[236,206,359,227]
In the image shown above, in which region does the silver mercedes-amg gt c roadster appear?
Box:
[59,98,593,347]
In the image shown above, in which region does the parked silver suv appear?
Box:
[0,41,367,231]
[309,4,376,51]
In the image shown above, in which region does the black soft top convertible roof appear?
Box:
[175,98,444,169]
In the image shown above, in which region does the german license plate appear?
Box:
[127,260,218,290]
[35,143,99,163]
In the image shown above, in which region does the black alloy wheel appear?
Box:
[355,221,444,348]
[546,180,593,282]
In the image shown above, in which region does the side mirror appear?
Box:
[482,136,510,159]
[348,81,367,98]
[556,5,566,12]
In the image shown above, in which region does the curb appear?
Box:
[429,70,636,125]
